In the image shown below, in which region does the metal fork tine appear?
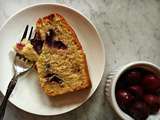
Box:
[15,53,21,59]
[33,32,37,40]
[28,26,33,40]
[21,25,29,41]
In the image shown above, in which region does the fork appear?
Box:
[0,25,34,120]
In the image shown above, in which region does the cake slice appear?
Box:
[36,13,91,96]
[15,13,91,96]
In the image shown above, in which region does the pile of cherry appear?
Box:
[116,68,160,120]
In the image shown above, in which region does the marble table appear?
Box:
[0,0,160,120]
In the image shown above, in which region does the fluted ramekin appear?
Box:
[105,61,160,120]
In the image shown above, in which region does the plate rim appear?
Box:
[0,3,106,116]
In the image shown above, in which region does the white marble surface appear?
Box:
[1,0,160,120]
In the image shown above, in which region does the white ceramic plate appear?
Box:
[0,3,105,115]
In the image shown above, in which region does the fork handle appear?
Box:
[0,74,18,120]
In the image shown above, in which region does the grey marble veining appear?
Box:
[0,0,160,120]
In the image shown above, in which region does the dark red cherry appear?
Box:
[116,89,134,109]
[126,70,142,85]
[144,94,160,114]
[142,74,160,92]
[128,85,144,97]
[129,101,149,120]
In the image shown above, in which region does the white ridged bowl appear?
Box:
[105,61,160,120]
